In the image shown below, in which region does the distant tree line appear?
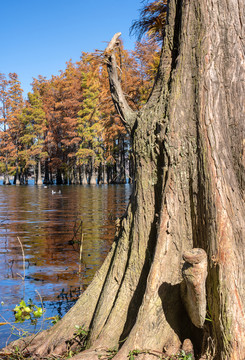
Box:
[0,39,160,185]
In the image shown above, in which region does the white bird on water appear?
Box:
[52,190,62,195]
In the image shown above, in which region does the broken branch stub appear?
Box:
[104,32,122,56]
[181,248,208,328]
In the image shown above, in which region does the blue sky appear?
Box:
[1,0,143,97]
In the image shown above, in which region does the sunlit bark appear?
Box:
[3,0,245,359]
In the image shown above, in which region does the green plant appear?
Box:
[126,348,194,360]
[13,299,44,324]
[98,347,118,359]
[0,310,31,343]
[175,350,193,360]
[66,325,89,355]
[128,349,148,359]
[51,314,61,324]
[74,324,88,337]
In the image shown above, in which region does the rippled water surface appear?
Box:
[0,183,131,348]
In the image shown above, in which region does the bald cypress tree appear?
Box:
[4,0,245,359]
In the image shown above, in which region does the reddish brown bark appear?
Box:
[2,0,245,359]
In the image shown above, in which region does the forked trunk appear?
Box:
[3,0,244,359]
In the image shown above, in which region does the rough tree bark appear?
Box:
[3,0,244,359]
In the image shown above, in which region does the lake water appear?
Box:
[0,182,131,348]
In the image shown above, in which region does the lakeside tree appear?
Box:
[0,73,11,185]
[58,60,83,184]
[7,73,24,185]
[4,0,245,359]
[0,43,156,185]
[20,90,47,185]
[76,54,103,185]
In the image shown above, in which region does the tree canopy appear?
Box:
[0,36,160,185]
[2,0,245,359]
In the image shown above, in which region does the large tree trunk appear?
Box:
[36,157,43,185]
[43,159,51,184]
[3,0,244,359]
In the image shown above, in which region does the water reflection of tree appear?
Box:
[0,184,131,347]
[0,185,130,299]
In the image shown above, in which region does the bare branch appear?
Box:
[104,32,122,55]
[104,33,136,133]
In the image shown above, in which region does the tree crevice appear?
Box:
[2,0,245,358]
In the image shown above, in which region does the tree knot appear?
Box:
[181,248,208,328]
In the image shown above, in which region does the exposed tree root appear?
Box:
[1,0,245,358]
